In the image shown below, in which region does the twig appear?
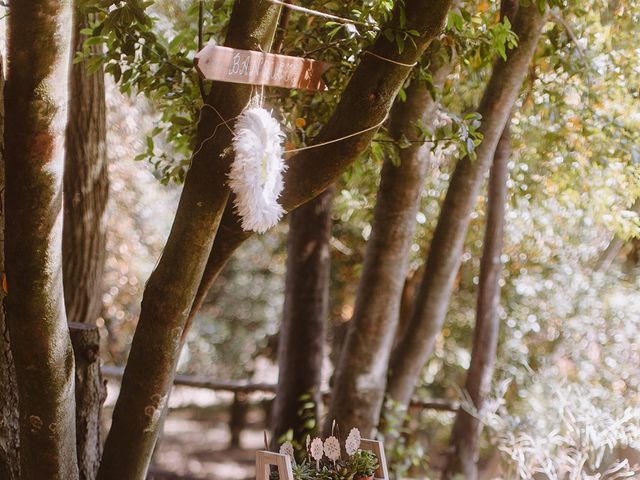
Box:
[550,10,592,85]
[197,0,206,100]
[303,37,351,57]
[267,0,379,30]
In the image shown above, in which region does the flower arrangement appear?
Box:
[272,428,380,480]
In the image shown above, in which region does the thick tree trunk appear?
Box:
[63,0,108,327]
[442,123,511,480]
[186,0,453,329]
[96,3,282,479]
[70,323,107,480]
[4,1,79,479]
[0,53,21,480]
[325,62,450,436]
[271,187,334,447]
[386,5,545,407]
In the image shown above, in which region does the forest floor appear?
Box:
[148,406,265,480]
[105,383,268,480]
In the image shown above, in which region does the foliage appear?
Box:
[348,450,379,477]
[479,370,640,479]
[272,450,379,480]
[77,0,518,185]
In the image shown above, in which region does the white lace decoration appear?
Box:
[324,436,341,463]
[345,427,361,456]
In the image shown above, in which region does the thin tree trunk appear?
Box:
[96,3,282,479]
[325,60,450,436]
[271,187,334,447]
[64,3,109,478]
[70,323,107,480]
[0,53,21,480]
[387,4,545,407]
[4,1,79,478]
[63,0,108,327]
[442,122,511,480]
[186,0,454,331]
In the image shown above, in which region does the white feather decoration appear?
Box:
[229,107,286,233]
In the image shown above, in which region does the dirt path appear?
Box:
[149,406,267,480]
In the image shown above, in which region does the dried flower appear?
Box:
[229,106,286,233]
[279,441,294,460]
[345,427,361,456]
[310,437,324,469]
[324,435,341,463]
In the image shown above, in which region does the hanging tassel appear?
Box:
[229,107,286,233]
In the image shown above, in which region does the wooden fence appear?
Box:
[101,365,458,448]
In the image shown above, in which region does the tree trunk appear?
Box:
[271,187,334,447]
[4,1,79,478]
[63,0,108,327]
[64,4,109,478]
[386,4,545,408]
[96,3,282,479]
[0,53,21,480]
[70,323,107,480]
[186,0,454,331]
[442,122,511,480]
[325,59,450,436]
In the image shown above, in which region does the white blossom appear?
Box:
[345,427,361,456]
[324,436,341,463]
[229,107,286,233]
[310,437,324,469]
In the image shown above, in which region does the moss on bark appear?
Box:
[4,1,79,479]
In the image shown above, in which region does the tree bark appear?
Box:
[271,186,334,447]
[325,59,451,436]
[442,122,511,480]
[4,1,79,478]
[96,3,282,479]
[186,0,454,330]
[70,323,107,480]
[63,0,108,327]
[386,4,545,407]
[64,4,109,478]
[0,53,21,480]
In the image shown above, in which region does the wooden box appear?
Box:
[256,438,389,480]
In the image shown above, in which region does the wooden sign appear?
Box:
[194,44,329,91]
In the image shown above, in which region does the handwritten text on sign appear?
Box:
[194,45,329,91]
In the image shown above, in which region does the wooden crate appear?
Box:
[256,439,389,480]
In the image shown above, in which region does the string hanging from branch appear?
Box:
[267,0,379,30]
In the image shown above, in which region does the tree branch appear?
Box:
[96,2,282,479]
[386,4,546,407]
[325,51,454,437]
[185,0,454,333]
